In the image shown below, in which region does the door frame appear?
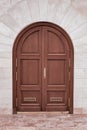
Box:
[13,22,74,114]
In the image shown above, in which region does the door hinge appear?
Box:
[69,71,70,81]
[68,98,70,107]
[15,58,17,81]
[16,97,17,107]
[16,58,17,67]
[16,71,17,81]
[44,67,46,79]
[69,58,70,68]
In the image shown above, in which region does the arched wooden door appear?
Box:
[13,22,74,114]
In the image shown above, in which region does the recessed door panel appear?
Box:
[47,91,66,104]
[21,60,39,85]
[21,91,41,104]
[21,31,39,53]
[48,31,65,53]
[47,60,65,85]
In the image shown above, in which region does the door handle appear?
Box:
[44,67,46,79]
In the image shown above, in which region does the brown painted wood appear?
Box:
[13,22,74,114]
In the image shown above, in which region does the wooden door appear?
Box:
[13,22,74,114]
[43,26,69,111]
[17,27,42,111]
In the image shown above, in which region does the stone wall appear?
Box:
[0,0,87,114]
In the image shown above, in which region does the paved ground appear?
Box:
[0,113,87,130]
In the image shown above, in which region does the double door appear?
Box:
[16,25,70,112]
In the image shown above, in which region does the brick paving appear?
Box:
[0,113,87,130]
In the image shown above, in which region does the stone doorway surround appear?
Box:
[0,0,87,114]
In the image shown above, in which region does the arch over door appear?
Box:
[13,22,74,114]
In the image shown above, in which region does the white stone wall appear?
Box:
[0,0,87,114]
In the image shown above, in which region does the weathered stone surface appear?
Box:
[0,0,87,113]
[0,113,87,129]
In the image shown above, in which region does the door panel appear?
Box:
[21,31,39,53]
[47,91,66,104]
[47,60,65,85]
[47,31,65,53]
[21,91,41,104]
[21,60,39,85]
